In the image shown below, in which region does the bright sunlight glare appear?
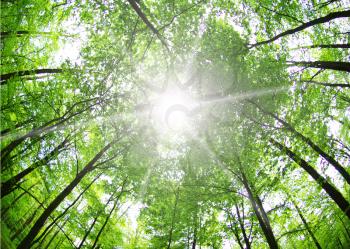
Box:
[152,86,197,132]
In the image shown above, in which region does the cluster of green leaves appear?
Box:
[1,0,349,248]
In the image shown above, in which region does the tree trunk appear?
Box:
[78,193,115,249]
[271,139,350,219]
[235,204,251,249]
[241,171,279,249]
[127,0,169,51]
[0,69,63,84]
[288,61,350,73]
[298,44,350,49]
[17,142,112,249]
[301,80,350,88]
[32,173,102,246]
[166,188,180,249]
[43,219,68,249]
[249,10,350,48]
[1,98,97,164]
[192,227,197,249]
[227,209,245,249]
[249,100,350,185]
[1,183,38,218]
[1,136,70,198]
[1,118,33,137]
[91,180,127,249]
[292,200,322,249]
[10,207,39,240]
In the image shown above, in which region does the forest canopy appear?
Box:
[1,0,350,248]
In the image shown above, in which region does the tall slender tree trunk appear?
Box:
[235,204,251,249]
[1,136,70,198]
[1,118,33,137]
[249,100,350,185]
[0,69,63,84]
[297,44,350,49]
[1,99,96,165]
[249,10,350,48]
[271,139,350,219]
[287,61,350,73]
[1,183,38,218]
[17,142,113,249]
[167,188,180,249]
[291,199,322,249]
[300,80,350,88]
[127,0,169,51]
[91,180,127,249]
[240,171,279,249]
[32,173,102,246]
[227,209,244,249]
[10,207,39,240]
[78,193,115,249]
[192,227,197,249]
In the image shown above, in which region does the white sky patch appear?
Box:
[123,201,144,231]
[223,238,235,249]
[51,15,88,66]
[100,174,113,184]
[77,199,87,213]
[328,119,340,137]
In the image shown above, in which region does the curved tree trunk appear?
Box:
[287,61,350,73]
[0,69,63,85]
[292,199,322,249]
[241,171,279,249]
[17,142,113,249]
[91,180,127,249]
[31,173,102,246]
[249,100,350,185]
[249,10,350,48]
[1,97,97,165]
[1,118,33,137]
[1,136,70,198]
[78,192,115,249]
[127,0,169,51]
[298,44,350,49]
[271,139,350,219]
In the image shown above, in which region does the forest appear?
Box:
[1,0,350,248]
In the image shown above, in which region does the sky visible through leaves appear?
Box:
[1,0,350,249]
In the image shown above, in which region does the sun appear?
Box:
[151,86,197,132]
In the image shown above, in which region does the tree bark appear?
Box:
[78,192,115,249]
[17,142,113,249]
[1,136,70,198]
[32,173,102,246]
[298,44,350,49]
[287,61,350,73]
[91,180,127,249]
[235,204,251,249]
[167,188,180,249]
[127,0,169,51]
[249,10,350,48]
[249,100,350,185]
[241,171,279,249]
[271,139,350,219]
[292,200,322,249]
[1,97,98,165]
[0,69,63,84]
[1,118,33,137]
[1,183,37,218]
[301,80,350,88]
